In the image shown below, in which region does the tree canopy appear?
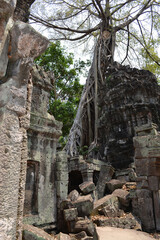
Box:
[30,0,160,156]
[31,0,160,67]
[35,41,90,140]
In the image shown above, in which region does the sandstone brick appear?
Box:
[79,181,95,194]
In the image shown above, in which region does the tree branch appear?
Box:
[92,0,102,17]
[30,14,100,34]
[95,0,106,21]
[122,28,160,66]
[49,32,94,41]
[121,24,130,64]
[111,0,135,15]
[114,0,153,31]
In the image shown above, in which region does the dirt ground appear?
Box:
[96,226,155,240]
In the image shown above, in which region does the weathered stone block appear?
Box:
[56,181,68,199]
[23,224,55,240]
[96,165,114,199]
[134,123,158,136]
[153,191,160,231]
[148,176,159,191]
[93,194,119,215]
[135,158,149,176]
[148,158,160,176]
[135,147,160,159]
[132,189,155,232]
[72,195,93,217]
[68,190,79,202]
[60,200,73,210]
[99,206,120,218]
[93,213,141,230]
[56,171,68,181]
[72,231,87,239]
[64,208,78,222]
[134,135,160,149]
[115,168,132,182]
[56,151,68,163]
[56,162,68,171]
[79,181,95,194]
[112,189,130,208]
[73,219,95,236]
[106,179,125,193]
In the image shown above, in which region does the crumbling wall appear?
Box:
[98,63,160,169]
[24,66,62,226]
[0,1,48,239]
[133,123,160,232]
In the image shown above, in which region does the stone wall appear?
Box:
[24,66,62,227]
[0,1,48,239]
[98,63,160,169]
[133,123,160,232]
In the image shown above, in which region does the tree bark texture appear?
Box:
[65,30,115,156]
[14,0,35,22]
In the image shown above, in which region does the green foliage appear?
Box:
[140,39,160,83]
[78,145,89,157]
[35,41,90,137]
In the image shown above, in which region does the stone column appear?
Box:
[95,165,114,199]
[133,123,160,232]
[56,151,69,230]
[81,169,94,182]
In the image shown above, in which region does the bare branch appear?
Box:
[122,28,160,66]
[44,3,92,22]
[30,14,100,34]
[137,19,147,46]
[114,0,154,32]
[121,24,130,64]
[111,0,135,15]
[95,0,106,21]
[92,0,102,17]
[49,32,93,41]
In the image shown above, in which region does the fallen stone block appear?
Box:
[92,194,119,215]
[60,199,73,210]
[79,181,95,194]
[99,206,124,218]
[64,208,78,222]
[106,179,125,193]
[96,165,114,199]
[71,231,87,239]
[68,190,79,202]
[23,224,55,240]
[112,189,130,208]
[92,213,141,230]
[73,219,96,236]
[72,195,93,217]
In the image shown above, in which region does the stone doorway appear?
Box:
[68,170,83,194]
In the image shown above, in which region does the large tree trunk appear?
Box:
[65,30,115,156]
[14,0,35,22]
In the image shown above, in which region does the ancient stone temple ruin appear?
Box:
[0,1,61,239]
[133,123,160,232]
[1,1,160,240]
[24,66,62,226]
[98,63,160,168]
